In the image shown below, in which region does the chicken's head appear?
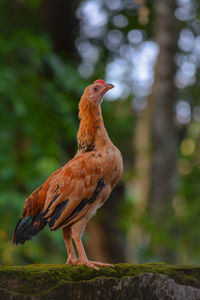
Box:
[85,79,114,104]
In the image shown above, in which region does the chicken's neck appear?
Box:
[77,102,111,153]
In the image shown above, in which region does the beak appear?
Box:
[104,83,114,92]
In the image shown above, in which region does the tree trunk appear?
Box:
[148,0,179,261]
[126,98,153,263]
[85,183,126,263]
[41,0,79,57]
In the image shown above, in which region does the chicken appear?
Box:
[13,79,123,269]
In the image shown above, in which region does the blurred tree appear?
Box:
[146,0,179,262]
[41,0,79,57]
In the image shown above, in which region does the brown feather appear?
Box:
[14,81,123,249]
[22,168,61,217]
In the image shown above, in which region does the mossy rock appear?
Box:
[0,263,200,299]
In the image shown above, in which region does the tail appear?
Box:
[12,212,47,245]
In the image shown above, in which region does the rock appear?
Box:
[0,263,200,299]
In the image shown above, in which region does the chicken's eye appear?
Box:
[94,87,98,91]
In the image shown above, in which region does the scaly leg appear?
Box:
[71,222,113,270]
[62,227,77,265]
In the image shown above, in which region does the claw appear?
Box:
[90,261,114,268]
[78,261,99,270]
[72,259,113,270]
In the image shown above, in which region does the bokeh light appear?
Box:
[180,138,195,156]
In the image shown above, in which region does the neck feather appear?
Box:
[77,97,105,152]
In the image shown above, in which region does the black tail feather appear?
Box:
[13,213,47,245]
[48,199,69,228]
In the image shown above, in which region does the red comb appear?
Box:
[94,79,106,85]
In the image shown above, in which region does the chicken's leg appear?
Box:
[71,222,113,270]
[63,227,77,265]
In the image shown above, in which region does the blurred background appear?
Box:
[1,0,200,265]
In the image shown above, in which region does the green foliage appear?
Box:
[0,0,84,265]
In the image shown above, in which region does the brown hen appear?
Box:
[13,79,123,269]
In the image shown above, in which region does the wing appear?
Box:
[41,152,105,231]
[22,168,62,218]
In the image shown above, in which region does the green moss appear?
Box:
[0,263,200,296]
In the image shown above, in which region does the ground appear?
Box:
[0,263,200,299]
